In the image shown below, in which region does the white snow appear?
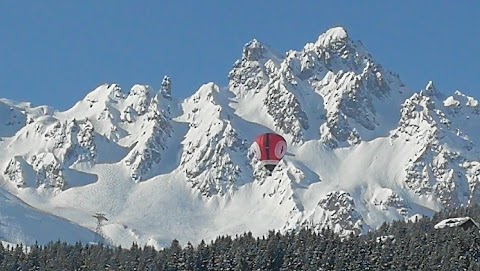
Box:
[434,217,480,229]
[315,26,349,47]
[444,96,460,107]
[0,184,101,245]
[0,26,479,249]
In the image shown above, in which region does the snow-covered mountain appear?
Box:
[1,26,479,249]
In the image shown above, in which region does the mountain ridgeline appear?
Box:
[0,27,479,248]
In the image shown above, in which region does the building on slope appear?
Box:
[434,217,480,231]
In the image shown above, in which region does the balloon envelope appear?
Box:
[251,133,287,173]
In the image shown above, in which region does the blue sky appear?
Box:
[1,1,479,110]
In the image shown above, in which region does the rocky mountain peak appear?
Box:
[1,26,479,248]
[242,39,267,61]
[422,80,438,97]
[314,26,349,48]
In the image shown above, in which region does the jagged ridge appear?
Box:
[0,27,479,249]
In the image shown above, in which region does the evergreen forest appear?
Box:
[1,206,480,270]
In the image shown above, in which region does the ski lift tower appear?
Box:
[92,213,108,239]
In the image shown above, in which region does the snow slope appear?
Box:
[1,26,479,248]
[0,184,101,245]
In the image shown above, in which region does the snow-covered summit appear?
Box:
[230,26,411,147]
[0,26,479,249]
[315,26,349,47]
[241,39,283,63]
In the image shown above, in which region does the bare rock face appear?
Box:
[392,82,480,209]
[124,94,173,182]
[179,83,250,196]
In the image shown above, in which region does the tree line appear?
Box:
[1,205,480,270]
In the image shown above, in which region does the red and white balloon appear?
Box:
[251,133,287,173]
